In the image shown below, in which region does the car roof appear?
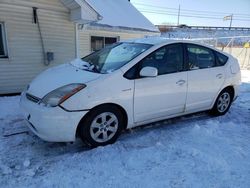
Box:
[123,36,211,47]
[123,36,174,45]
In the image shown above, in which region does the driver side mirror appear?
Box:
[139,66,158,77]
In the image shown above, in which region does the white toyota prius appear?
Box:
[20,37,241,147]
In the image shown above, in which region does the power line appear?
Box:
[139,8,223,18]
[139,9,250,22]
[132,2,250,18]
[133,2,250,16]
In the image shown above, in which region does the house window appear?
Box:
[91,36,118,52]
[0,23,8,58]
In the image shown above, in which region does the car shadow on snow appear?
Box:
[29,111,215,155]
[2,110,213,158]
[120,111,213,140]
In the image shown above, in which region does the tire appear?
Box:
[210,88,233,116]
[78,105,124,147]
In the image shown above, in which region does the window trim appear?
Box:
[90,35,120,52]
[124,43,186,80]
[0,22,8,58]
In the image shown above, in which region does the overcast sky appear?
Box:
[131,0,250,27]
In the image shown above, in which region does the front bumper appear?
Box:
[20,92,88,142]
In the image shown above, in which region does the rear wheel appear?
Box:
[78,105,124,147]
[211,88,233,116]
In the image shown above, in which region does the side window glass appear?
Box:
[124,64,138,79]
[140,44,183,75]
[187,44,215,70]
[216,52,228,66]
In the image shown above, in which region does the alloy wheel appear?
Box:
[217,92,231,113]
[90,112,119,143]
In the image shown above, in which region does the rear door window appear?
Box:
[187,44,215,70]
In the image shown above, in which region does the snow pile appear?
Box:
[0,71,250,187]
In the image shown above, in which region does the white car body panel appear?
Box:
[28,63,101,98]
[61,70,135,127]
[185,66,226,112]
[134,71,187,122]
[20,92,87,142]
[19,38,241,142]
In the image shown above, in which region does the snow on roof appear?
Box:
[61,0,101,23]
[85,0,159,32]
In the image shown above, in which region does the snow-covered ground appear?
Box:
[0,70,250,188]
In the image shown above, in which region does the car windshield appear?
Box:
[82,42,152,74]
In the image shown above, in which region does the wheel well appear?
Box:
[222,86,235,99]
[76,103,128,137]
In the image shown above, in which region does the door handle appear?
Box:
[176,79,186,86]
[216,74,223,79]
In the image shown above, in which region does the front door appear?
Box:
[133,43,188,123]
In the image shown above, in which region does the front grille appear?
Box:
[26,93,41,103]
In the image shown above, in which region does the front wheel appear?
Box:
[211,89,233,116]
[78,105,124,147]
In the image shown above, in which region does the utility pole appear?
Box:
[229,14,233,30]
[177,4,180,26]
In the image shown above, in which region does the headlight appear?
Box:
[40,83,86,107]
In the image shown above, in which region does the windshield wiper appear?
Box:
[87,62,100,73]
[74,59,100,73]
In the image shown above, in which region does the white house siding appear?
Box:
[0,0,76,94]
[78,28,159,57]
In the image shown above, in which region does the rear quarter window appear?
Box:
[216,52,228,66]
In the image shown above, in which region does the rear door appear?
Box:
[184,44,225,112]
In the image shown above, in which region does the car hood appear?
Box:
[27,60,101,98]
